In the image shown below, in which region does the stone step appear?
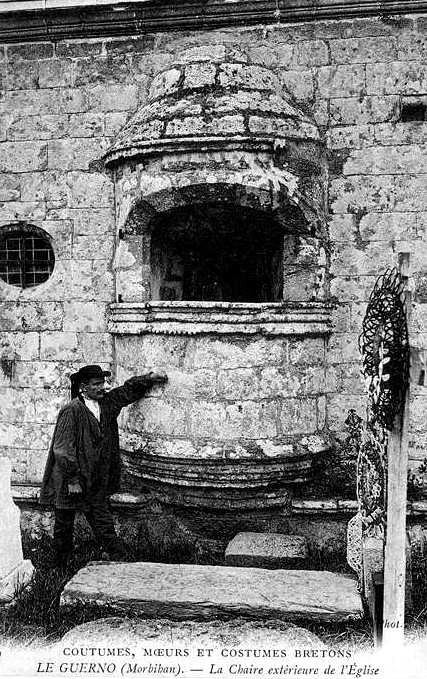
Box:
[225,532,309,569]
[60,562,363,624]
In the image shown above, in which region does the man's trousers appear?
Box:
[53,502,126,569]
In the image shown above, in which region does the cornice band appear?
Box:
[0,1,425,44]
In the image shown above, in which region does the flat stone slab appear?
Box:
[60,616,323,649]
[60,562,363,623]
[225,532,309,568]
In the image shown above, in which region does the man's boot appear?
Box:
[103,536,132,562]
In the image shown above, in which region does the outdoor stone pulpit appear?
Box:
[0,457,34,603]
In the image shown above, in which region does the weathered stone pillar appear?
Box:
[0,457,34,603]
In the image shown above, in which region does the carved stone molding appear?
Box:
[121,432,331,509]
[109,301,332,336]
[1,1,425,43]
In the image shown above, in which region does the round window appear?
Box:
[0,225,55,288]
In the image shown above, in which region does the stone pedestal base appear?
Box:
[0,559,34,604]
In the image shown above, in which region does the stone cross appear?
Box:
[0,457,34,603]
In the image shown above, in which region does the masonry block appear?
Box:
[104,36,155,55]
[374,121,427,146]
[7,43,54,61]
[219,63,279,91]
[329,96,399,126]
[367,62,427,95]
[40,331,82,361]
[330,275,378,303]
[225,532,309,569]
[294,40,329,67]
[48,138,107,171]
[394,175,427,211]
[259,366,325,398]
[330,175,396,214]
[0,173,20,201]
[56,41,103,58]
[7,114,68,141]
[38,59,75,89]
[13,360,75,390]
[288,338,325,365]
[81,332,113,363]
[398,33,427,60]
[67,171,114,207]
[330,37,397,64]
[73,233,114,261]
[120,335,188,371]
[68,207,114,235]
[280,70,314,101]
[193,370,217,399]
[104,111,129,137]
[344,145,427,176]
[32,389,68,424]
[62,301,107,333]
[149,68,181,100]
[88,85,138,112]
[188,338,284,370]
[0,332,39,361]
[184,62,216,89]
[128,397,188,437]
[158,369,196,401]
[189,401,226,439]
[0,422,53,450]
[327,125,375,150]
[21,170,68,206]
[1,89,88,116]
[317,64,366,98]
[279,398,317,435]
[0,387,36,421]
[75,54,132,87]
[224,400,278,439]
[0,302,63,332]
[217,368,258,400]
[0,114,12,142]
[6,61,39,90]
[0,201,46,223]
[0,141,47,173]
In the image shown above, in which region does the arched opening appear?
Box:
[149,203,284,303]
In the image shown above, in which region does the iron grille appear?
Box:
[0,231,54,288]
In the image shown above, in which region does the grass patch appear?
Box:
[1,534,102,645]
[2,532,427,652]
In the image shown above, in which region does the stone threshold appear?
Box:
[1,1,426,43]
[13,485,427,516]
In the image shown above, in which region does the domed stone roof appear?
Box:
[104,52,320,166]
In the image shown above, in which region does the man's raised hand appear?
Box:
[145,369,168,383]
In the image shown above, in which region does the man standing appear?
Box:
[39,365,167,571]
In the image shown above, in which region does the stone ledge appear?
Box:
[14,485,427,516]
[12,486,151,508]
[0,2,425,43]
[9,486,358,514]
[109,301,332,337]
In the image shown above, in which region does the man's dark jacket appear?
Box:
[39,377,150,509]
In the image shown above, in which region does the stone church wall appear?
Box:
[1,13,427,495]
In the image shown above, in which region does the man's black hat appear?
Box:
[70,365,111,384]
